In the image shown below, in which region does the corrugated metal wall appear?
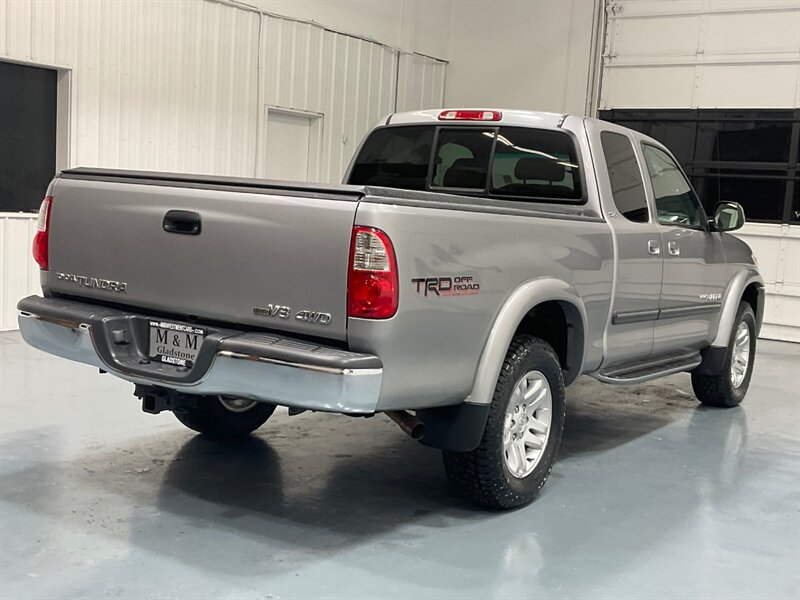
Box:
[0,0,447,180]
[598,0,800,342]
[259,17,400,182]
[396,52,447,113]
[0,0,447,331]
[1,0,261,176]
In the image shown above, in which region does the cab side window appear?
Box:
[642,144,705,229]
[600,131,649,223]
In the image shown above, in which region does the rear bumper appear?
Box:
[17,295,383,414]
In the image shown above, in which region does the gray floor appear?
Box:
[1,331,799,600]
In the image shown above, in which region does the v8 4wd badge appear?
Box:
[253,304,332,325]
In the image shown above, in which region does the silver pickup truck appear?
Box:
[18,109,764,509]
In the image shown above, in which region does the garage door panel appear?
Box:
[782,232,800,287]
[613,0,704,18]
[613,15,701,57]
[704,11,800,54]
[603,66,696,108]
[735,235,780,284]
[763,291,800,342]
[708,0,800,11]
[697,64,799,108]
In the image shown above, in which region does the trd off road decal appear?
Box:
[411,275,480,297]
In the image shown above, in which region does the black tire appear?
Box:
[174,395,276,438]
[692,302,756,408]
[443,335,566,509]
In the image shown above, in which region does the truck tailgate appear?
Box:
[46,172,362,341]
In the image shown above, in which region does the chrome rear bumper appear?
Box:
[17,295,383,414]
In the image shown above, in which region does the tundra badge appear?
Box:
[56,272,128,293]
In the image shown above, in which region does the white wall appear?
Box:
[0,216,40,331]
[0,0,448,330]
[247,0,453,60]
[445,0,597,114]
[397,52,449,112]
[598,0,800,342]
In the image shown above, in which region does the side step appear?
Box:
[592,351,702,385]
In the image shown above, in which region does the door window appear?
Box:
[600,131,649,223]
[642,144,705,229]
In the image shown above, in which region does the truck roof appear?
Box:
[385,110,668,150]
[386,109,568,129]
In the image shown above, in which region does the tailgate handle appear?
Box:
[163,210,201,235]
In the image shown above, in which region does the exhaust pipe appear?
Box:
[386,410,425,440]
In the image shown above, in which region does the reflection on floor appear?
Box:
[1,331,798,599]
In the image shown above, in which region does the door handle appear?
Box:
[163,210,202,235]
[647,240,661,255]
[668,241,680,256]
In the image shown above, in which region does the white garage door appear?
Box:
[598,0,800,342]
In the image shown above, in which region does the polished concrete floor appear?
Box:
[1,330,799,599]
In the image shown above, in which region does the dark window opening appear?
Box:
[696,120,792,164]
[348,126,433,191]
[600,131,648,223]
[0,61,57,212]
[349,124,584,204]
[599,108,800,224]
[697,176,788,223]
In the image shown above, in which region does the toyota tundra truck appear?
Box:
[18,109,764,509]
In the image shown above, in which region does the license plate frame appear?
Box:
[148,320,206,368]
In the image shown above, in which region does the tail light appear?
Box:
[32,196,53,270]
[348,226,398,319]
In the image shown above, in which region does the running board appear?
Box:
[592,351,702,385]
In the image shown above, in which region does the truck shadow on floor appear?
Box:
[559,374,699,459]
[0,375,750,579]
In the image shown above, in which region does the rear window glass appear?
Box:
[348,126,433,190]
[490,128,582,200]
[348,124,583,203]
[431,128,494,189]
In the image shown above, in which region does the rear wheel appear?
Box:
[174,395,276,438]
[692,302,756,408]
[443,335,566,509]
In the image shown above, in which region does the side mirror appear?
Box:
[711,202,745,232]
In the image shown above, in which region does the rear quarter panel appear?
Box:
[349,199,614,411]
